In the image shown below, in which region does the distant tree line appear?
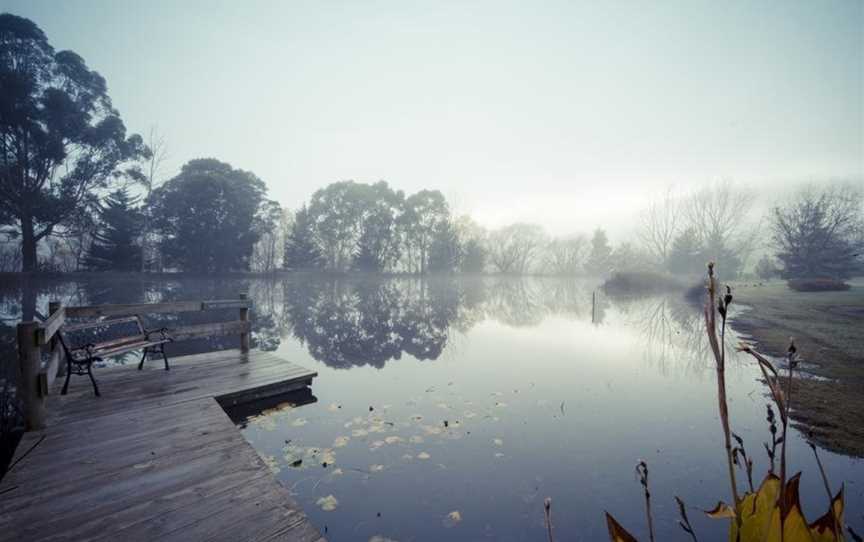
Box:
[636,181,864,281]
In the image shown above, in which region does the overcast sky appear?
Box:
[5,0,862,238]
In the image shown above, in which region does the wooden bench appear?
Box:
[57,315,173,396]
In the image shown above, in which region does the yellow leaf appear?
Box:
[733,474,782,542]
[809,485,845,542]
[730,473,845,542]
[605,512,638,542]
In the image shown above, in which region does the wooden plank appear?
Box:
[171,320,250,341]
[36,306,66,345]
[0,348,322,542]
[65,300,204,318]
[201,299,252,310]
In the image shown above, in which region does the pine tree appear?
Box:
[585,228,612,276]
[85,189,144,271]
[283,205,322,270]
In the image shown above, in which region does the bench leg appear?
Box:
[87,363,101,397]
[138,349,148,370]
[61,359,72,395]
[162,347,170,371]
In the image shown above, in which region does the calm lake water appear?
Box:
[1,275,861,541]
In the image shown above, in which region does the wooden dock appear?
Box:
[1,300,325,542]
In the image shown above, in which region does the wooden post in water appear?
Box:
[17,321,46,430]
[239,293,250,353]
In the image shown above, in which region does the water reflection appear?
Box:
[0,275,716,372]
[2,275,861,539]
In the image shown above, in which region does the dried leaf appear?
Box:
[605,512,638,542]
[704,501,736,519]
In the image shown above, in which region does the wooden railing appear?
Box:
[15,295,252,430]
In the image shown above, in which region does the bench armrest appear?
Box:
[145,327,173,342]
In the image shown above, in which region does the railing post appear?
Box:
[17,321,46,430]
[239,293,250,353]
[49,301,64,377]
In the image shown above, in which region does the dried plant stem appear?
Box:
[636,461,655,542]
[808,442,833,506]
[674,496,699,542]
[543,497,554,542]
[778,351,794,541]
[704,265,740,513]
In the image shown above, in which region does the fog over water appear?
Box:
[4,0,861,238]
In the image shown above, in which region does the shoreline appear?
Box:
[727,280,864,457]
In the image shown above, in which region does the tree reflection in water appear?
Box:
[0,274,717,376]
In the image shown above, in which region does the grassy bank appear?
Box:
[728,278,864,456]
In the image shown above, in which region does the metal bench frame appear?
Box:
[57,315,173,396]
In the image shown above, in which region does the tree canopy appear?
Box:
[150,158,267,273]
[772,185,864,280]
[0,14,148,271]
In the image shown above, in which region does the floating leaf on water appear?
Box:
[291,418,308,427]
[369,537,398,542]
[328,403,341,412]
[417,452,431,460]
[495,402,508,408]
[493,438,504,447]
[409,435,424,444]
[290,459,303,468]
[333,436,350,448]
[436,403,450,410]
[250,416,276,431]
[331,468,343,476]
[343,421,353,428]
[321,449,336,464]
[443,510,462,528]
[352,429,369,437]
[494,452,505,458]
[370,464,385,472]
[370,440,386,450]
[411,414,424,422]
[464,412,477,419]
[422,425,443,435]
[384,436,403,444]
[381,404,393,410]
[316,495,339,511]
[402,454,414,461]
[368,424,386,433]
[353,417,364,424]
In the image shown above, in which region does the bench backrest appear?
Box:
[58,316,147,352]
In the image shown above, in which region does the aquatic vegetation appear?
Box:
[604,263,852,541]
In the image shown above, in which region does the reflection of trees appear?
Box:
[1,275,722,378]
[279,276,599,368]
[284,278,459,368]
[610,294,728,377]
